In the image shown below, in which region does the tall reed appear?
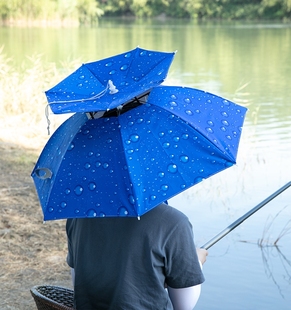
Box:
[0,48,79,148]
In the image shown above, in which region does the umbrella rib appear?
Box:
[166,110,238,164]
[117,121,140,218]
[48,64,108,104]
[83,63,105,87]
[49,84,111,105]
[124,49,169,83]
[203,135,237,164]
[153,103,238,164]
[103,93,149,117]
[193,126,237,163]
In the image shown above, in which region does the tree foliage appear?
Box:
[0,0,290,23]
[0,0,103,25]
[98,0,291,20]
[77,0,104,25]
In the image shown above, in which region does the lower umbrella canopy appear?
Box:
[32,86,247,220]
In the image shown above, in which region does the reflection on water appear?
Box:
[251,206,291,298]
[1,19,291,309]
[260,245,291,299]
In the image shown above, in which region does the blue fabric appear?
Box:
[148,86,247,161]
[45,47,175,114]
[32,86,247,221]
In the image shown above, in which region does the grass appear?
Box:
[0,47,80,148]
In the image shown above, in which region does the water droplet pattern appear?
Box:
[148,86,247,162]
[32,86,247,220]
[45,47,175,114]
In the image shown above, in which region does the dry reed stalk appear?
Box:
[257,206,291,247]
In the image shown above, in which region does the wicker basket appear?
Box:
[30,285,75,310]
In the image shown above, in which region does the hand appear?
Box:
[196,248,208,265]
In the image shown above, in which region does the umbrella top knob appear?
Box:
[108,80,119,94]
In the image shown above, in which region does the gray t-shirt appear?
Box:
[66,203,204,309]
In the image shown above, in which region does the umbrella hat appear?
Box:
[45,47,176,114]
[32,86,247,221]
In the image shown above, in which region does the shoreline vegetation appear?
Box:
[0,0,291,27]
[0,51,73,309]
[0,49,78,150]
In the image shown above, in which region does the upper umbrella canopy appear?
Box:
[45,47,176,114]
[32,86,247,221]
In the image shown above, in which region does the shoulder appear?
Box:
[66,218,85,237]
[152,203,190,223]
[145,203,192,236]
[66,203,190,234]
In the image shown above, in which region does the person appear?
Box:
[66,202,208,310]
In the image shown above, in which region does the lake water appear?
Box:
[1,19,291,309]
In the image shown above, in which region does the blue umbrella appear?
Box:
[45,47,175,114]
[32,86,247,221]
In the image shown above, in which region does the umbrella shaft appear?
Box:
[201,181,291,250]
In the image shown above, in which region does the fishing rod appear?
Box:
[201,181,291,250]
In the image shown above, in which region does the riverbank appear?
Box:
[0,132,72,309]
[0,18,79,28]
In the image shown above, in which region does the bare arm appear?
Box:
[168,285,201,310]
[196,248,208,265]
[167,248,208,310]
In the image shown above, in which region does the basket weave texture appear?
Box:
[30,285,75,310]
